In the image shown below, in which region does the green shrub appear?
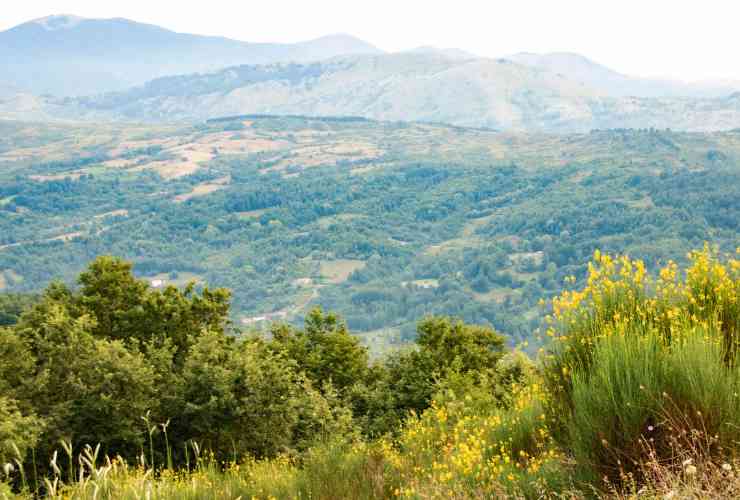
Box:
[545,247,740,487]
[569,326,740,484]
[0,397,43,466]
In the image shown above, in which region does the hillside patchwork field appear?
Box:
[1,116,739,348]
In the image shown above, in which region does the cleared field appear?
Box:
[319,259,366,284]
[236,209,268,219]
[424,236,481,257]
[402,279,440,289]
[471,288,515,304]
[316,213,367,229]
[174,176,230,202]
[94,209,129,219]
[0,230,84,251]
[4,269,22,285]
[30,172,85,181]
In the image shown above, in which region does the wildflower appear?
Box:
[663,492,676,500]
[684,464,697,476]
[722,463,733,472]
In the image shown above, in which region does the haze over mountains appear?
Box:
[0,14,381,96]
[33,53,740,132]
[508,52,740,99]
[3,14,740,132]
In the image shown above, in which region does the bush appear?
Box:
[0,396,43,466]
[388,368,568,498]
[545,245,740,487]
[568,326,740,482]
[177,331,348,460]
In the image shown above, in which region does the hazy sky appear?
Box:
[3,0,738,82]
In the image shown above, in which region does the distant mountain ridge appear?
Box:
[0,15,382,96]
[17,52,737,133]
[507,52,740,98]
[45,53,605,130]
[4,15,740,132]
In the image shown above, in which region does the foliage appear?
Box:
[378,318,507,423]
[544,245,740,485]
[0,294,36,327]
[268,308,369,393]
[3,118,740,347]
[0,397,42,466]
[76,256,231,358]
[0,258,345,479]
[2,247,740,498]
[176,330,351,459]
[384,369,568,498]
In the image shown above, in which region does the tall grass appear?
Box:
[544,245,740,488]
[1,439,388,500]
[567,325,740,484]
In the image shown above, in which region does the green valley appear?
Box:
[1,116,739,348]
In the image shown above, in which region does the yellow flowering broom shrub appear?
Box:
[543,245,740,486]
[387,369,568,499]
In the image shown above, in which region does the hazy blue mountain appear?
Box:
[21,52,737,133]
[5,19,740,133]
[0,15,382,96]
[508,52,740,98]
[403,46,478,60]
[48,53,607,130]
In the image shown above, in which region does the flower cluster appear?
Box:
[547,244,740,368]
[389,381,563,497]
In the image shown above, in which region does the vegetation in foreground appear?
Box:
[1,244,739,498]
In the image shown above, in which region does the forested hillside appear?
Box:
[1,116,739,347]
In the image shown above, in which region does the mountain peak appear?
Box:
[0,16,384,96]
[31,14,88,31]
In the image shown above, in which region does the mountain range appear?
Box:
[24,53,738,132]
[507,52,740,99]
[0,14,381,96]
[3,15,740,132]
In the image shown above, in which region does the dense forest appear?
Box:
[1,246,739,498]
[1,117,739,351]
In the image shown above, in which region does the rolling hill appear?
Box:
[0,15,382,96]
[53,53,604,130]
[5,14,740,132]
[1,116,738,346]
[23,52,740,132]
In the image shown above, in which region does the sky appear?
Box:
[2,0,738,82]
